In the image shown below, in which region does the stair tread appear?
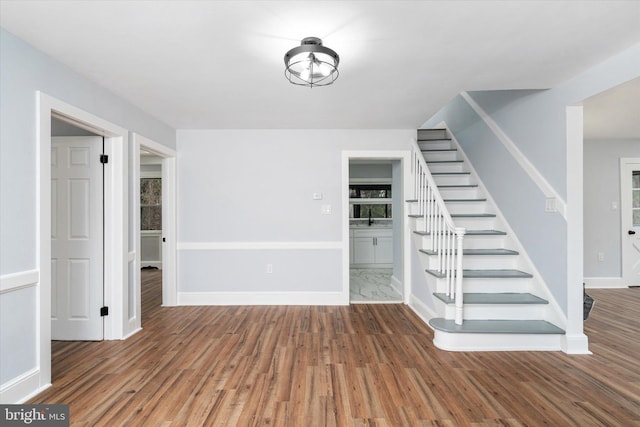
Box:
[432,172,470,175]
[419,248,518,256]
[427,160,464,164]
[438,184,478,188]
[426,269,533,278]
[421,149,457,152]
[444,198,487,202]
[451,213,496,218]
[414,229,506,236]
[429,319,565,334]
[433,292,548,305]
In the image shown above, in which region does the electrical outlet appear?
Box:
[266,264,273,273]
[597,252,604,262]
[545,198,556,212]
[321,204,332,215]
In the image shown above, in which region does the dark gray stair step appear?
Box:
[421,149,457,152]
[432,172,470,175]
[443,198,487,202]
[413,229,507,236]
[433,292,548,305]
[426,160,464,164]
[419,248,518,256]
[425,269,533,279]
[451,213,496,218]
[438,184,478,188]
[429,318,565,334]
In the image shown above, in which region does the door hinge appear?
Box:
[100,306,109,316]
[100,154,109,164]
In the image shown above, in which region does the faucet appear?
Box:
[368,211,374,226]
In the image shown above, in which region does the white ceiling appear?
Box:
[1,1,639,130]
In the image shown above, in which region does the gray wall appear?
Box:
[584,139,640,277]
[176,129,412,295]
[0,28,175,388]
[422,43,640,312]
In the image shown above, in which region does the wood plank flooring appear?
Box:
[31,271,640,426]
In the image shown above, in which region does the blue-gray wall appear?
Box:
[0,27,175,388]
[584,139,640,278]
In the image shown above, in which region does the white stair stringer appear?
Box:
[409,129,566,351]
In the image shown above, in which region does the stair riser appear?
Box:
[421,253,519,270]
[415,234,507,250]
[432,330,563,352]
[445,203,490,214]
[438,188,480,199]
[463,256,520,270]
[433,175,472,186]
[427,163,466,173]
[451,217,498,229]
[418,140,453,150]
[459,278,534,294]
[422,151,459,162]
[442,303,547,320]
[418,129,448,140]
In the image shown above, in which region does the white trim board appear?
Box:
[178,291,345,306]
[0,270,39,294]
[0,368,48,404]
[584,277,627,289]
[178,241,342,251]
[460,91,567,219]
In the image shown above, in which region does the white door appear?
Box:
[621,158,640,287]
[51,136,104,340]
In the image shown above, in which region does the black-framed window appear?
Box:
[350,184,392,218]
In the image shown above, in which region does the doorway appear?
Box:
[342,151,412,305]
[621,158,640,287]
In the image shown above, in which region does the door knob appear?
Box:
[630,230,637,235]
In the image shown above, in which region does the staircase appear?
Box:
[408,129,565,351]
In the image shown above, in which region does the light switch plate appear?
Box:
[313,192,323,200]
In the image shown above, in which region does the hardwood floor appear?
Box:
[31,272,640,426]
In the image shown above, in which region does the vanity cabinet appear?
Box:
[351,228,393,266]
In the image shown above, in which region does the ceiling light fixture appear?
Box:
[284,37,339,87]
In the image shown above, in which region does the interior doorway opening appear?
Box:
[342,151,412,306]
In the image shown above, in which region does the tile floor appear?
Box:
[349,268,402,303]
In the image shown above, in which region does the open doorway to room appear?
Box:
[140,152,163,320]
[348,158,405,303]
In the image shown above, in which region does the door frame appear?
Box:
[620,157,640,287]
[38,92,128,387]
[132,133,177,310]
[342,150,412,304]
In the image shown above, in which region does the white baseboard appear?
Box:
[0,368,49,404]
[408,294,437,327]
[122,327,143,340]
[561,334,591,354]
[178,291,348,306]
[390,275,402,296]
[584,277,626,289]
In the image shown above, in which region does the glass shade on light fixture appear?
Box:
[284,37,339,87]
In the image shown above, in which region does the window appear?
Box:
[141,178,162,230]
[349,184,392,219]
[633,171,639,226]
